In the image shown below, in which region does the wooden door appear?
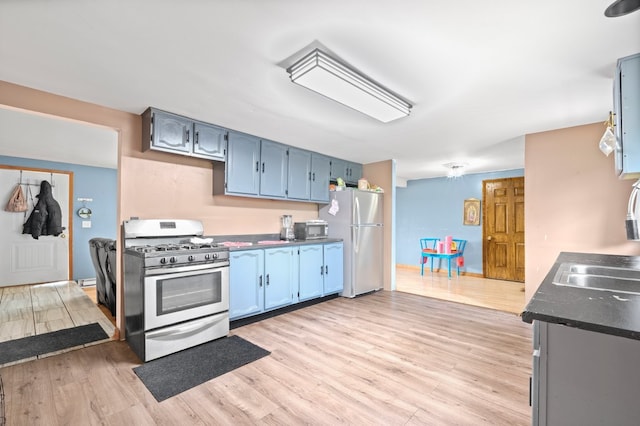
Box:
[483,177,524,282]
[0,166,72,286]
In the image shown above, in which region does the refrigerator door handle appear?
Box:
[353,226,359,252]
[355,197,360,226]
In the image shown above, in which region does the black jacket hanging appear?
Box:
[22,180,64,239]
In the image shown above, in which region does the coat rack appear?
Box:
[17,170,56,188]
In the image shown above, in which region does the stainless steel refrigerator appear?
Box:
[319,189,383,297]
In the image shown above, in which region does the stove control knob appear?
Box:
[212,253,218,259]
[160,258,167,264]
[188,255,195,262]
[169,256,177,263]
[205,254,211,260]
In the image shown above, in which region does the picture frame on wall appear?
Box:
[463,198,480,226]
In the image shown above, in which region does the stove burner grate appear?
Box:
[129,242,224,254]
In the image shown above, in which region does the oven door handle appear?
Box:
[147,314,225,340]
[144,261,229,276]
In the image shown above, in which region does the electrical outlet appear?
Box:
[82,220,92,228]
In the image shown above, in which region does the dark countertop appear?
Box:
[522,252,640,341]
[207,233,342,251]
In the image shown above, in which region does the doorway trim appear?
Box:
[1,164,73,283]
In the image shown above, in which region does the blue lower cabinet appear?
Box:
[229,249,264,320]
[298,244,324,301]
[264,247,295,310]
[298,242,344,298]
[229,247,295,320]
[323,243,344,295]
[230,243,343,321]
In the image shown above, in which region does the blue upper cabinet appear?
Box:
[223,135,287,198]
[225,131,261,195]
[220,135,329,202]
[259,140,288,199]
[348,162,363,183]
[287,149,330,202]
[143,106,354,203]
[288,147,312,200]
[614,53,640,179]
[310,154,330,202]
[144,109,192,154]
[142,108,226,161]
[193,121,226,160]
[330,158,346,181]
[330,158,362,184]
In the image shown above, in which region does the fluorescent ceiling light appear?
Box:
[287,49,412,123]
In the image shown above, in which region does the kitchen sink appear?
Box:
[552,262,640,295]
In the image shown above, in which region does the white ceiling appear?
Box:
[1,1,639,180]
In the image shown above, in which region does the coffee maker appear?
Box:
[280,215,295,240]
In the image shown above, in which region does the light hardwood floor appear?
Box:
[396,266,526,315]
[0,291,533,425]
[0,281,115,367]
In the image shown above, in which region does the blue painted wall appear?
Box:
[396,169,524,274]
[1,155,117,281]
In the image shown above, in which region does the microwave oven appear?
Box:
[294,220,329,240]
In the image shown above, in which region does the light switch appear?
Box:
[82,220,92,228]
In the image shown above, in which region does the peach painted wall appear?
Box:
[363,160,395,291]
[524,122,640,302]
[0,81,319,335]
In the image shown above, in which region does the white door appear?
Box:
[0,167,71,287]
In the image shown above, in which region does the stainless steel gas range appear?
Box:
[123,219,229,362]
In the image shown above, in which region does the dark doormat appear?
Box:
[0,322,109,365]
[133,335,270,402]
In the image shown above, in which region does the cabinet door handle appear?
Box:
[259,275,263,287]
[266,274,270,285]
[195,131,199,144]
[185,129,190,143]
[320,265,324,275]
[325,265,328,275]
[312,172,316,181]
[309,172,311,181]
[256,161,259,172]
[262,162,265,173]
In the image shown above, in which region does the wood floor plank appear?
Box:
[0,280,115,367]
[396,265,526,314]
[0,317,35,343]
[0,291,532,425]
